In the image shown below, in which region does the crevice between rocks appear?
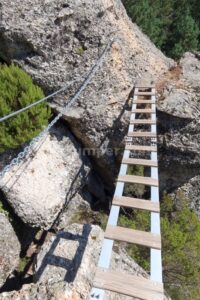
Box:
[0,118,115,293]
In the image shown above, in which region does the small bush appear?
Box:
[161,193,200,299]
[124,165,145,197]
[119,210,150,270]
[117,190,200,299]
[0,64,51,153]
[0,200,9,217]
[75,46,85,56]
[17,256,31,274]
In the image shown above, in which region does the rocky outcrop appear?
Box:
[157,52,200,213]
[180,52,200,89]
[0,0,174,183]
[0,224,146,300]
[33,224,104,298]
[0,281,83,300]
[0,0,198,298]
[0,214,20,289]
[0,125,94,229]
[175,176,200,218]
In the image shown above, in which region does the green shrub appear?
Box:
[69,207,108,230]
[18,256,31,274]
[117,190,200,299]
[0,200,9,217]
[0,64,51,153]
[161,193,200,300]
[123,0,200,59]
[119,210,150,270]
[75,46,85,56]
[124,165,145,198]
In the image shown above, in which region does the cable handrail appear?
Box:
[0,39,114,179]
[0,80,80,123]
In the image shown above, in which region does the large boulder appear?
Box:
[176,175,200,218]
[180,52,200,89]
[0,224,146,300]
[157,52,200,214]
[0,0,174,183]
[0,213,20,289]
[158,86,199,119]
[33,223,147,300]
[0,125,92,229]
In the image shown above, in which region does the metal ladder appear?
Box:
[90,84,164,300]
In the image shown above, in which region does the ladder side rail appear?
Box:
[150,92,163,283]
[90,89,139,299]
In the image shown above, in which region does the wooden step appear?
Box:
[128,132,157,138]
[135,80,155,89]
[122,158,158,167]
[118,175,158,187]
[130,119,156,124]
[132,109,155,113]
[105,225,161,249]
[135,84,155,88]
[125,145,157,152]
[133,100,155,104]
[93,268,164,300]
[135,92,154,95]
[113,196,160,212]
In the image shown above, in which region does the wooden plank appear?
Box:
[128,131,157,138]
[135,84,155,88]
[130,119,156,124]
[132,109,155,113]
[93,268,164,300]
[125,145,157,152]
[118,174,158,186]
[135,92,154,96]
[122,158,158,167]
[133,100,156,104]
[105,225,161,249]
[113,196,160,212]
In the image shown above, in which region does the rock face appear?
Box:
[0,125,92,229]
[0,0,174,183]
[178,175,200,218]
[0,214,20,289]
[0,282,83,300]
[34,224,104,297]
[180,52,200,88]
[0,224,146,300]
[157,52,200,213]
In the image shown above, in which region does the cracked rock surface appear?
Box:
[0,0,174,183]
[0,214,20,289]
[0,125,91,229]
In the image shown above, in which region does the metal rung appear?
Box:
[128,132,157,138]
[125,145,157,151]
[118,174,158,186]
[93,268,164,300]
[122,158,158,167]
[105,225,161,249]
[113,196,160,212]
[132,109,155,113]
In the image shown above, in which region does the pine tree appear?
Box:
[122,0,200,59]
[169,8,199,59]
[123,0,164,48]
[0,64,51,153]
